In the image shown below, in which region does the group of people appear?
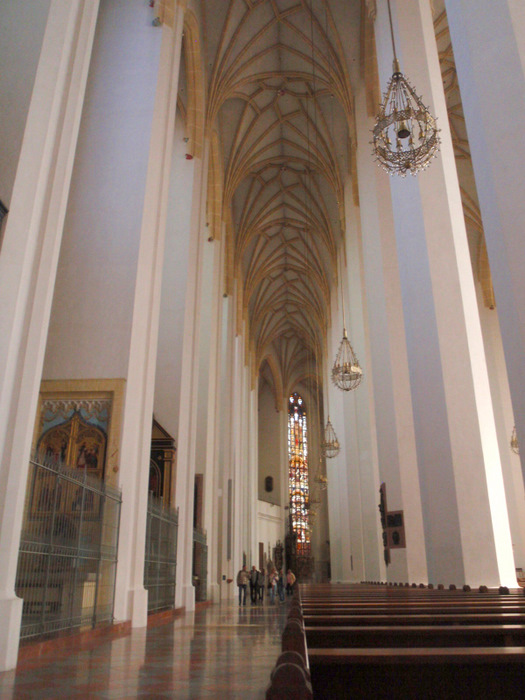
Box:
[236,564,296,606]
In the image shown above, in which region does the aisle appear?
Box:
[0,598,289,699]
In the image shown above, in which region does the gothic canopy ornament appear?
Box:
[372,0,440,176]
[332,328,363,392]
[321,417,340,459]
[314,457,328,490]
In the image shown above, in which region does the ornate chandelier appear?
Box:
[372,0,440,176]
[321,416,340,458]
[332,328,363,391]
[511,425,520,455]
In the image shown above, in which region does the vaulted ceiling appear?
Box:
[195,0,492,402]
[203,0,360,397]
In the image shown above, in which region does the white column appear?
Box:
[249,385,259,561]
[0,0,99,670]
[202,236,225,602]
[231,326,247,566]
[355,84,427,585]
[173,144,210,612]
[444,0,525,484]
[374,0,515,586]
[344,189,388,583]
[326,305,354,583]
[114,3,185,625]
[479,299,525,571]
[218,295,235,596]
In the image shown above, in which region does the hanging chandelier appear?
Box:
[372,0,440,176]
[511,425,520,455]
[332,328,363,391]
[321,416,340,458]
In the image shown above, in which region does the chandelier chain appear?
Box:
[386,0,397,64]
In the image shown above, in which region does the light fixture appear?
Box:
[321,416,340,458]
[332,242,362,391]
[511,425,520,455]
[332,328,363,391]
[372,0,440,176]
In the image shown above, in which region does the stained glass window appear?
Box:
[288,392,310,556]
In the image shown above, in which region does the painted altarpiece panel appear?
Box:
[33,379,125,492]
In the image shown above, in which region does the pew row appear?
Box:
[308,646,525,699]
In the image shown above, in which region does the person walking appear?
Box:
[249,565,259,604]
[286,568,296,596]
[236,564,249,605]
[258,568,267,603]
[277,569,285,602]
[269,569,278,603]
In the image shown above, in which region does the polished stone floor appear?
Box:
[0,598,289,699]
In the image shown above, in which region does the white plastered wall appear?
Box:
[0,0,50,209]
[43,0,162,380]
[154,109,195,442]
[258,382,282,506]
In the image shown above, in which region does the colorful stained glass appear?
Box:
[288,392,310,556]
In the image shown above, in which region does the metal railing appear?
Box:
[15,457,121,640]
[192,526,207,602]
[144,494,179,613]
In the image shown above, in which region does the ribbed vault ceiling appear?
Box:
[205,0,358,396]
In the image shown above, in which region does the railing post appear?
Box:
[93,478,106,628]
[40,464,62,633]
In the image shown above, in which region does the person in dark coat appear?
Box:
[249,565,259,604]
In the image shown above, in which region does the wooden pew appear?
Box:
[306,623,525,648]
[303,612,525,626]
[308,646,525,699]
[265,595,313,699]
[299,584,525,699]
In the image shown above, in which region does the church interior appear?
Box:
[1,0,525,694]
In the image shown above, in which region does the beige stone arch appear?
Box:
[182,10,204,160]
[259,352,284,413]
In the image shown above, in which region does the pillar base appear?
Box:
[182,583,195,612]
[129,587,149,628]
[208,582,221,603]
[0,594,23,671]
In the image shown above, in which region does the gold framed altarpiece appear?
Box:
[33,379,126,494]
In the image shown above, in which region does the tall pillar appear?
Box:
[202,236,225,602]
[215,294,235,593]
[326,303,355,583]
[355,83,427,585]
[374,0,515,586]
[230,325,248,566]
[173,142,210,612]
[248,384,259,567]
[344,187,387,583]
[444,0,525,481]
[0,0,100,670]
[113,2,186,624]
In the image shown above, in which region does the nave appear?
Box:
[2,0,525,677]
[0,600,289,699]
